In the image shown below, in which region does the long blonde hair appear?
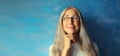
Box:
[52,7,97,56]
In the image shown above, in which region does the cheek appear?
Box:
[62,21,67,30]
[74,22,80,30]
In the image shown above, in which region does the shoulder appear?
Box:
[92,42,99,56]
[92,42,98,49]
[49,44,54,56]
[49,44,54,52]
[49,44,54,49]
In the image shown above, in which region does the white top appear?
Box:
[49,43,99,56]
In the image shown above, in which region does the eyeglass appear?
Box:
[63,16,79,21]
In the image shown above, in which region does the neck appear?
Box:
[72,33,79,43]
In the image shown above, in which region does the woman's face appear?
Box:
[62,9,80,34]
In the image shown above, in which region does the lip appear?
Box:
[67,26,74,28]
[66,26,74,28]
[66,25,74,28]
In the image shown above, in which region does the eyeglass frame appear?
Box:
[62,15,80,22]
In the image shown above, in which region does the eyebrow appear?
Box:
[64,15,68,17]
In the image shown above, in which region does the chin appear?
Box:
[66,31,75,34]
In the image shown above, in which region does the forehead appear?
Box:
[64,9,78,17]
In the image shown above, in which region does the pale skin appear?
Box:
[61,9,80,56]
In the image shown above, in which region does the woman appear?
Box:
[49,7,99,56]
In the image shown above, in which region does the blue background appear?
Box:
[0,0,120,56]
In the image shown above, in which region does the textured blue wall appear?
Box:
[0,0,120,56]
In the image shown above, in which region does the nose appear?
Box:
[68,18,73,24]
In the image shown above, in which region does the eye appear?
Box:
[73,16,79,21]
[63,17,70,20]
